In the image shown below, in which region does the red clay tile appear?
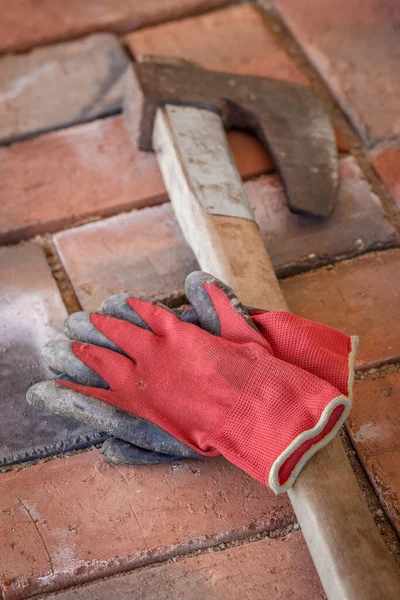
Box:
[0,116,163,245]
[348,374,400,533]
[372,147,400,208]
[251,157,395,277]
[54,157,396,310]
[281,250,400,369]
[42,532,323,600]
[0,451,294,599]
[55,203,196,309]
[0,0,236,54]
[276,0,400,147]
[334,127,350,152]
[367,452,400,535]
[0,116,270,245]
[349,374,400,457]
[0,34,128,144]
[227,130,273,178]
[126,4,307,84]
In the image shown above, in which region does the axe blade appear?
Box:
[125,62,338,218]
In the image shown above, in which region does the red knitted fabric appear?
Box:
[249,310,354,396]
[61,283,356,493]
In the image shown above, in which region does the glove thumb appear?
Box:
[185,271,270,348]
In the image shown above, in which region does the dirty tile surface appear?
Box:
[126,4,307,83]
[0,117,271,245]
[276,0,400,147]
[251,157,396,277]
[282,250,400,369]
[0,0,236,53]
[0,34,128,144]
[372,147,400,208]
[40,533,324,600]
[0,116,164,244]
[1,1,400,598]
[54,157,396,310]
[0,243,104,466]
[55,203,196,309]
[0,450,294,599]
[127,3,348,152]
[348,373,400,533]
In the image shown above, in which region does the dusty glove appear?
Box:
[27,272,356,493]
[27,302,352,468]
[103,305,357,467]
[28,303,202,466]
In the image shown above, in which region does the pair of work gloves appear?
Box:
[27,272,357,494]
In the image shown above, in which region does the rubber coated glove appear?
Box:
[27,272,357,493]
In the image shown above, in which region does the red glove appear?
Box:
[248,309,356,400]
[58,275,356,493]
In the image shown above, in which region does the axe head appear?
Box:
[124,61,338,218]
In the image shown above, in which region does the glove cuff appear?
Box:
[270,334,358,493]
[209,335,358,494]
[268,394,351,493]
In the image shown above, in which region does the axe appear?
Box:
[124,61,400,599]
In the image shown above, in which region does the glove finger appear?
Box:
[65,304,187,356]
[102,438,192,465]
[101,293,181,337]
[101,293,152,329]
[102,295,199,328]
[102,294,199,327]
[42,339,108,388]
[64,312,123,353]
[27,380,199,456]
[43,335,145,398]
[63,309,206,460]
[185,271,269,347]
[70,335,148,393]
[101,292,255,330]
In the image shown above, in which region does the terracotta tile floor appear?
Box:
[0,1,399,598]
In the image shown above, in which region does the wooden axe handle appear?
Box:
[152,105,400,599]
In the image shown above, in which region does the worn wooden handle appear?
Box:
[152,105,400,599]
